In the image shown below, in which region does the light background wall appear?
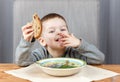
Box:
[0,0,120,64]
[0,0,13,62]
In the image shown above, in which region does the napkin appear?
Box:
[5,64,119,82]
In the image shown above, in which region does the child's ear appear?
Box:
[38,37,47,46]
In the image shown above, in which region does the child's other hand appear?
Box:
[22,23,34,42]
[59,33,81,48]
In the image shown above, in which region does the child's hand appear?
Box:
[59,33,81,48]
[22,23,34,42]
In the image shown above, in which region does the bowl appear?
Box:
[36,58,86,76]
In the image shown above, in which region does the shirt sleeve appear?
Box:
[75,38,105,64]
[15,37,35,66]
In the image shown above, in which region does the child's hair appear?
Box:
[41,13,67,24]
[41,13,69,30]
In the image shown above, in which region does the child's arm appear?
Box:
[60,33,105,64]
[15,37,35,66]
[15,23,35,66]
[75,39,105,64]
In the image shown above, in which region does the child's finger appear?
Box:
[24,28,33,35]
[58,33,69,38]
[23,31,33,41]
[60,38,68,42]
[70,33,74,37]
[22,23,33,31]
[62,43,70,47]
[69,33,75,38]
[25,31,34,39]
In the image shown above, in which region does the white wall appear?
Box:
[108,0,120,63]
[0,0,13,63]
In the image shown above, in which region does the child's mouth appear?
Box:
[55,38,60,42]
[55,38,59,41]
[54,35,62,42]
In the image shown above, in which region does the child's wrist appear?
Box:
[74,39,81,48]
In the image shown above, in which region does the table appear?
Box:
[0,64,120,82]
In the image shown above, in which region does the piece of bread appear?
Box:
[32,13,42,39]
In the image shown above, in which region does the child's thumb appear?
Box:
[71,33,74,37]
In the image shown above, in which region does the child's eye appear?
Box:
[49,30,55,33]
[61,29,66,31]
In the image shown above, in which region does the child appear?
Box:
[15,13,105,66]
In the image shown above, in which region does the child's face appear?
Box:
[42,17,69,49]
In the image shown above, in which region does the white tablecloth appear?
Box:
[5,64,119,82]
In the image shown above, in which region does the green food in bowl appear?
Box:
[37,58,86,69]
[42,60,79,68]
